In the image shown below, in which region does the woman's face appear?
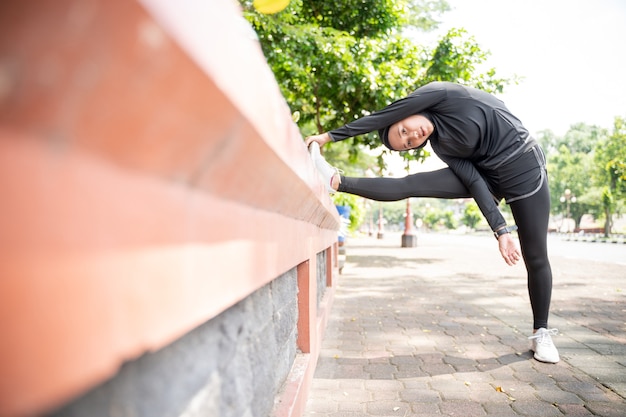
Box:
[387,114,434,151]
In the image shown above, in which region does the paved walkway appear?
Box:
[304,232,626,416]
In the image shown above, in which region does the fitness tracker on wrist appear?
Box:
[494,225,518,240]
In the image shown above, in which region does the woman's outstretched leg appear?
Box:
[338,168,471,201]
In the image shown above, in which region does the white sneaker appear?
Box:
[529,328,560,363]
[308,141,340,194]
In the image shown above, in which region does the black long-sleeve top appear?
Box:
[328,81,536,231]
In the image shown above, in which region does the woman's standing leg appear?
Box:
[509,177,552,330]
[510,176,560,363]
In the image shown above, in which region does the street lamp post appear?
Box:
[377,203,384,239]
[401,198,417,247]
[560,188,577,233]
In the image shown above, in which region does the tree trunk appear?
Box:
[604,207,611,238]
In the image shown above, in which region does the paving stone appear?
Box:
[482,402,519,416]
[400,379,431,390]
[534,388,584,405]
[309,378,341,391]
[370,390,398,401]
[364,379,404,391]
[554,404,595,416]
[429,378,471,393]
[305,397,338,414]
[364,400,411,416]
[363,363,397,379]
[469,388,513,404]
[394,368,430,378]
[511,401,564,416]
[439,400,487,416]
[409,402,441,415]
[337,400,366,413]
[421,363,456,376]
[329,388,370,402]
[338,379,366,390]
[585,401,626,417]
[454,371,494,383]
[333,364,367,379]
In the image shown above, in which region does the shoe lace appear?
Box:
[528,328,558,345]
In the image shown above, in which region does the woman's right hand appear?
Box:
[305,132,331,148]
[498,233,521,266]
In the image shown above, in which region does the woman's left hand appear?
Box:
[498,233,522,266]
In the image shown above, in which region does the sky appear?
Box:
[424,0,626,136]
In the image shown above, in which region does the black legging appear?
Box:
[338,168,552,330]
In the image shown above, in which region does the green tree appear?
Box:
[542,120,626,234]
[563,123,605,154]
[594,115,626,236]
[462,201,482,230]
[386,201,411,229]
[543,123,607,230]
[423,209,442,230]
[333,193,364,233]
[538,124,605,156]
[536,129,559,155]
[442,210,457,229]
[240,0,513,169]
[546,144,593,228]
[422,28,513,94]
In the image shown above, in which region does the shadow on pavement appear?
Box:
[314,351,532,380]
[346,254,441,269]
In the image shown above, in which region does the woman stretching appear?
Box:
[306,81,559,363]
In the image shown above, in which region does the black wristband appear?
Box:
[494,225,518,240]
